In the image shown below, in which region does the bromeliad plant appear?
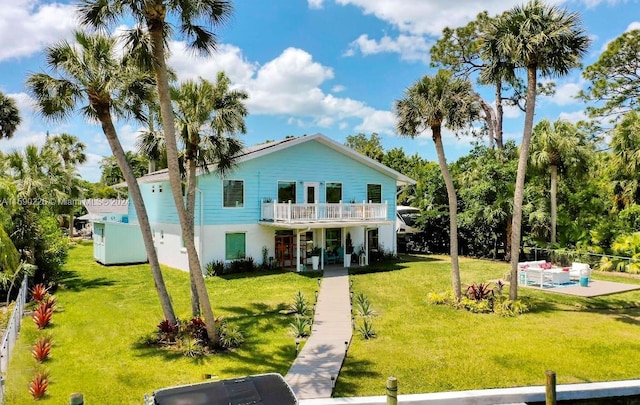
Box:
[31,335,52,363]
[32,298,55,330]
[28,371,49,400]
[30,283,50,302]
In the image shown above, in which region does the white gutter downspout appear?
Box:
[196,187,204,275]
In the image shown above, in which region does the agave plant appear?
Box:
[353,293,376,318]
[357,319,376,340]
[290,291,310,316]
[289,315,311,338]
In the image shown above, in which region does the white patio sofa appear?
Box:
[517,260,548,285]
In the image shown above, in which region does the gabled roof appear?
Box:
[133,133,416,186]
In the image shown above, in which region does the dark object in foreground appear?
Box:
[146,373,298,405]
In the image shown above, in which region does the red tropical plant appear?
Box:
[28,372,49,400]
[32,302,53,330]
[41,296,56,312]
[32,336,52,362]
[30,284,49,302]
[157,319,179,342]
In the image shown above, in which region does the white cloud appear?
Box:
[332,0,533,36]
[0,0,77,61]
[169,43,396,135]
[346,34,432,63]
[168,42,257,85]
[78,153,105,184]
[332,85,346,93]
[558,110,588,123]
[549,81,583,106]
[626,21,640,31]
[308,0,325,9]
[355,110,395,134]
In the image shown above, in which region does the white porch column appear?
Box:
[365,227,369,266]
[296,230,301,272]
[321,228,325,270]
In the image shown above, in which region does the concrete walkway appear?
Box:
[285,266,353,400]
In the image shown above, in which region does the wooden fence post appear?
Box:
[545,370,556,405]
[386,376,397,405]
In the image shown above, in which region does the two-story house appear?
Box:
[96,133,415,272]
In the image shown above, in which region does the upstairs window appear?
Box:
[326,182,342,203]
[367,184,382,203]
[223,180,244,208]
[278,181,296,203]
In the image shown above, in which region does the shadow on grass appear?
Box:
[349,261,408,276]
[55,269,116,292]
[216,269,323,281]
[332,357,380,397]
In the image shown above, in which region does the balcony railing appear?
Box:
[261,201,388,224]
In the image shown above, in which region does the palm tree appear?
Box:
[6,144,64,201]
[529,119,590,244]
[610,111,640,210]
[0,91,21,139]
[172,72,247,316]
[78,0,233,346]
[26,30,177,325]
[395,69,479,301]
[482,0,590,300]
[45,133,87,236]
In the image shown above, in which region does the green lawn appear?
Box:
[6,242,319,404]
[7,244,640,403]
[339,255,640,396]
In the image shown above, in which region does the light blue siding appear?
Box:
[133,139,398,225]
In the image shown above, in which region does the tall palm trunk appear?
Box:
[550,164,558,244]
[494,81,504,149]
[509,65,538,300]
[433,125,461,300]
[148,21,218,345]
[94,102,176,324]
[185,151,200,317]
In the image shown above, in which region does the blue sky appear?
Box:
[0,0,638,182]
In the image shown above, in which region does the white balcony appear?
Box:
[260,201,388,225]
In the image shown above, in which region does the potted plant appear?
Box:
[311,246,321,270]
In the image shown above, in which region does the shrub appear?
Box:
[32,302,53,330]
[184,317,208,343]
[465,282,501,302]
[493,298,529,317]
[290,291,310,316]
[226,257,257,274]
[178,336,206,358]
[28,372,49,400]
[30,284,49,302]
[289,315,311,338]
[218,322,244,349]
[205,260,225,277]
[427,290,455,305]
[32,336,52,363]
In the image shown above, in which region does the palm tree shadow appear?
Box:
[55,269,116,292]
